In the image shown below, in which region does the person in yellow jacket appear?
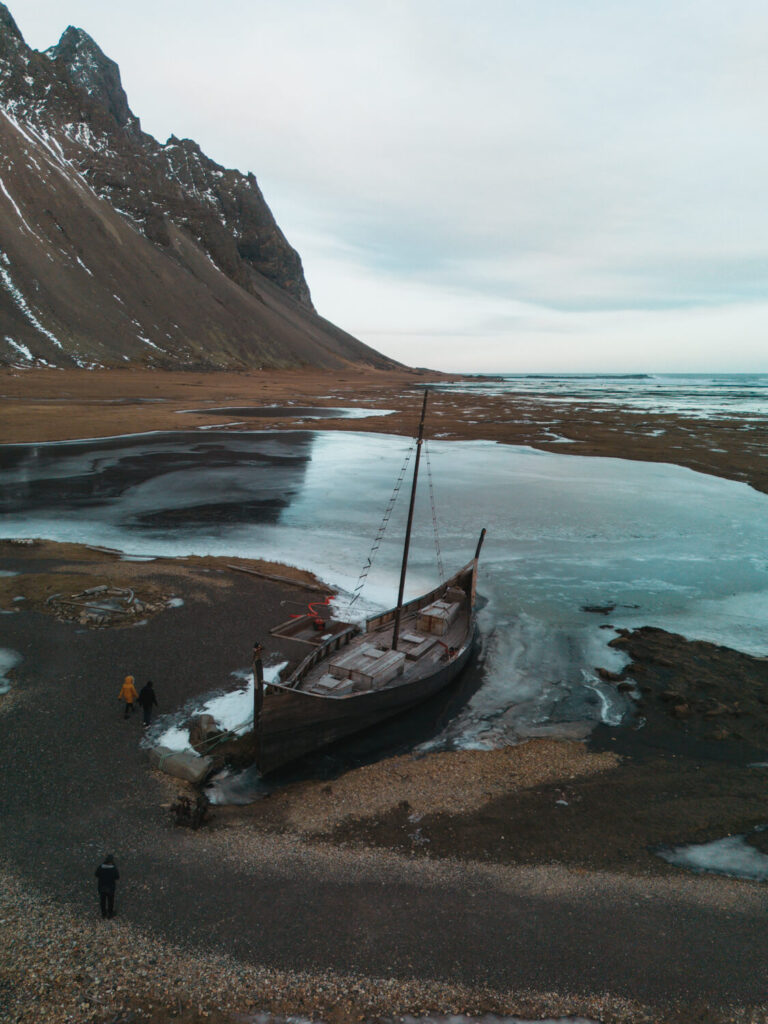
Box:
[118,674,138,719]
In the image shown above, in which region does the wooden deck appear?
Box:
[297,593,470,697]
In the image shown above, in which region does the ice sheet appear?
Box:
[658,831,768,881]
[177,405,395,420]
[0,647,21,695]
[2,429,767,750]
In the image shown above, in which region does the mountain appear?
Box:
[0,6,397,369]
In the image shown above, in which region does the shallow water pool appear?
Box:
[2,429,767,750]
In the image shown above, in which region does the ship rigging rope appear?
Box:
[348,440,415,606]
[425,439,445,584]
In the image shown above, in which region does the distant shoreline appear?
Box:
[1,366,766,496]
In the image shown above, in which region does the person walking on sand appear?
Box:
[137,679,158,728]
[95,853,119,919]
[118,674,138,718]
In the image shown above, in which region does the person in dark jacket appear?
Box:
[95,854,119,918]
[137,680,158,728]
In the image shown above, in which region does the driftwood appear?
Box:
[45,585,154,627]
[169,793,211,830]
[226,563,332,594]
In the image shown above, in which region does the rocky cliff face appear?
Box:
[0,5,395,369]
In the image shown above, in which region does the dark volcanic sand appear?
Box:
[1,542,768,1024]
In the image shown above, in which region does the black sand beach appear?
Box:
[1,369,768,1024]
[1,539,768,1024]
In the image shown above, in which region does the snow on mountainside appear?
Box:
[0,4,397,369]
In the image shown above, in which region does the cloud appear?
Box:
[15,0,768,369]
[288,225,768,371]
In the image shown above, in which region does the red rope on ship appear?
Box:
[289,595,334,630]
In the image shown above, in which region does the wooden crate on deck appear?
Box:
[417,599,460,636]
[399,631,439,660]
[329,644,406,689]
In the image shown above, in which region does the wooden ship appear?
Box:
[253,391,486,774]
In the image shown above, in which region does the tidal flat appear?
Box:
[1,367,767,1024]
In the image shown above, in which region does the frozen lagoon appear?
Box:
[2,429,767,750]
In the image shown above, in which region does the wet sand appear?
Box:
[1,370,768,1022]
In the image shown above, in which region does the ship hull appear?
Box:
[255,627,476,774]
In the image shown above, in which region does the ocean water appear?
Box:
[432,372,768,420]
[2,428,767,752]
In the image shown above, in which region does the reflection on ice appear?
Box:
[0,431,316,531]
[2,429,768,752]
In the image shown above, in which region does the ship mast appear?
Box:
[391,389,429,651]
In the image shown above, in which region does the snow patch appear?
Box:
[4,336,34,361]
[0,648,21,695]
[0,174,42,240]
[137,334,164,352]
[658,830,768,882]
[0,252,63,348]
[152,662,287,753]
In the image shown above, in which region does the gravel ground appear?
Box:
[254,742,620,834]
[2,544,768,1024]
[3,863,757,1024]
[3,850,768,1024]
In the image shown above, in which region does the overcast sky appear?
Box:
[13,1,768,371]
